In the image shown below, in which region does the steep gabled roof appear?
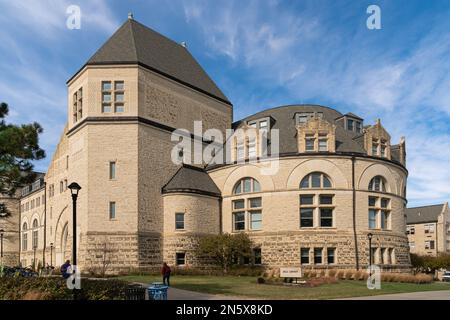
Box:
[406,204,445,224]
[162,164,221,197]
[71,18,231,105]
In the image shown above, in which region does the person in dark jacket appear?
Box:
[60,260,71,279]
[161,262,171,286]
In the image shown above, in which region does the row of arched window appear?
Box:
[233,173,388,194]
[21,219,39,251]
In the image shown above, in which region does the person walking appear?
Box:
[161,262,171,286]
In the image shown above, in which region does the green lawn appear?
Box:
[118,275,450,300]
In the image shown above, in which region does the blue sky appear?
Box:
[0,0,449,207]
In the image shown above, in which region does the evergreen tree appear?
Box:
[0,102,45,198]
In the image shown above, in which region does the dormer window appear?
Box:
[318,134,328,151]
[305,134,315,151]
[296,112,322,125]
[356,121,362,133]
[247,117,270,132]
[347,119,354,131]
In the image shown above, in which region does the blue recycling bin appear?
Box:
[148,283,168,300]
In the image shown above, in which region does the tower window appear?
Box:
[109,202,116,219]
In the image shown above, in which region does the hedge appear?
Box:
[0,277,130,300]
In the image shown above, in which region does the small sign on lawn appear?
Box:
[280,267,302,278]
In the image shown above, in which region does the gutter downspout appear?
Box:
[352,156,360,270]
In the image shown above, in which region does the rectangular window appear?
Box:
[115,92,124,102]
[424,224,435,234]
[109,202,116,219]
[250,211,262,230]
[314,248,323,264]
[368,197,377,207]
[249,197,262,208]
[253,248,262,265]
[327,248,336,264]
[115,81,124,90]
[372,141,378,156]
[175,213,185,230]
[320,208,333,227]
[102,81,112,91]
[115,103,124,113]
[300,195,314,205]
[296,112,314,125]
[259,120,268,131]
[311,173,321,188]
[347,119,354,131]
[109,161,116,179]
[300,208,314,227]
[381,210,390,230]
[102,93,112,102]
[248,138,257,158]
[233,212,245,231]
[380,145,386,157]
[408,226,415,235]
[369,209,377,229]
[301,248,310,264]
[305,136,315,151]
[102,104,112,113]
[318,139,327,151]
[233,199,245,210]
[176,253,186,266]
[236,140,245,160]
[319,195,333,205]
[356,121,362,133]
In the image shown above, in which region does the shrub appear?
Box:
[303,270,310,278]
[327,269,336,278]
[353,270,362,281]
[345,270,355,280]
[0,277,131,300]
[309,270,317,278]
[335,270,343,279]
[319,270,326,277]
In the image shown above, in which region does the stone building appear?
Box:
[13,17,410,273]
[406,203,450,256]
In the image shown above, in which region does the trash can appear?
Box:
[147,284,168,300]
[125,284,147,300]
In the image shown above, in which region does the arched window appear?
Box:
[22,222,28,251]
[233,177,261,195]
[32,219,39,249]
[300,172,332,189]
[368,176,387,192]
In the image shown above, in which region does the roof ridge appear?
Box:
[128,19,139,61]
[407,203,444,209]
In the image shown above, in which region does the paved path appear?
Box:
[167,287,245,300]
[340,290,450,300]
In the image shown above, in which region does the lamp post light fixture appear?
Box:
[68,182,81,300]
[50,242,54,268]
[367,233,373,277]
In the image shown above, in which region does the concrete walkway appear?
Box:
[340,290,450,300]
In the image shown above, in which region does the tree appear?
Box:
[0,102,45,198]
[197,233,253,274]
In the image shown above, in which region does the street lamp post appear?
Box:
[50,242,54,268]
[33,245,37,271]
[0,229,4,264]
[367,233,373,277]
[68,182,81,300]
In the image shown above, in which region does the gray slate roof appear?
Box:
[406,204,444,224]
[162,164,221,197]
[82,18,230,105]
[233,105,367,154]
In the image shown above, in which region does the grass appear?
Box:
[118,275,450,300]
